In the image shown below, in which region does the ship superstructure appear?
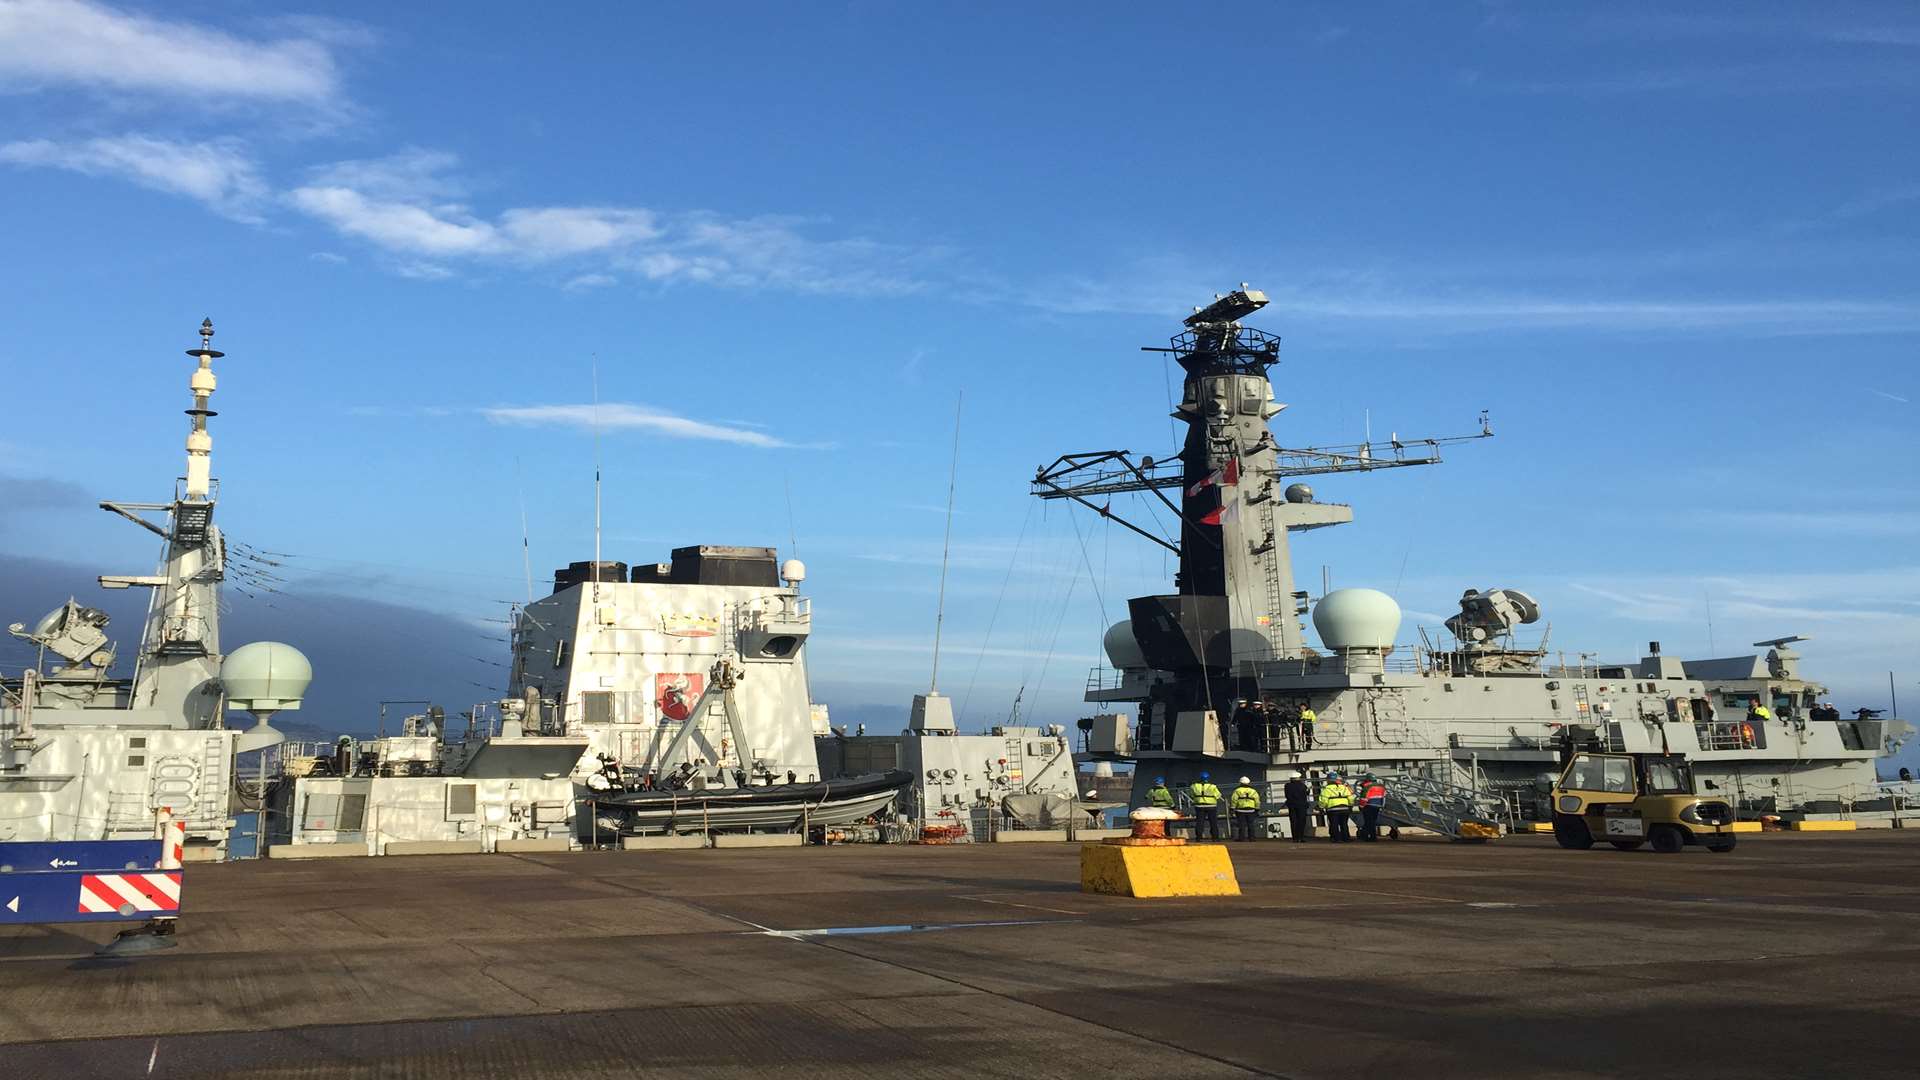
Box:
[270,546,906,852]
[1046,289,1910,823]
[0,321,296,856]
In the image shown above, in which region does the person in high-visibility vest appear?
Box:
[1229,776,1262,842]
[1188,772,1224,841]
[1356,774,1388,842]
[1299,704,1317,751]
[1145,776,1175,809]
[1317,772,1354,842]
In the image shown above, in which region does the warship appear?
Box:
[0,321,306,859]
[1044,288,1911,824]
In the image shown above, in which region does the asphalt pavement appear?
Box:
[3,830,1917,1078]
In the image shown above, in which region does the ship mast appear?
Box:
[100,319,230,728]
[1032,287,1490,661]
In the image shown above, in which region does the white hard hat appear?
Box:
[1289,771,1304,780]
[1239,776,1251,784]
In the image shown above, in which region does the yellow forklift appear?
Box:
[1550,752,1739,854]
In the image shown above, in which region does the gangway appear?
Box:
[1376,771,1503,841]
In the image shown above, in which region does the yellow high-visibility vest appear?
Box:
[1189,782,1222,807]
[1230,786,1260,811]
[1318,782,1353,810]
[1146,786,1174,808]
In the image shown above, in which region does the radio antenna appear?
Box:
[516,457,533,604]
[591,354,603,606]
[929,390,963,693]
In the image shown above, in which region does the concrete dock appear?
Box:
[4,831,1918,1078]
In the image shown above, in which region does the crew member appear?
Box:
[1318,772,1354,842]
[1189,772,1224,841]
[1356,774,1388,841]
[1283,771,1313,842]
[1229,776,1262,841]
[1299,702,1317,751]
[1273,700,1300,752]
[1146,776,1175,809]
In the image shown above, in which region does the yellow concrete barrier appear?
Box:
[1079,842,1241,898]
[1514,822,1555,834]
[1726,822,1763,833]
[1787,820,1857,832]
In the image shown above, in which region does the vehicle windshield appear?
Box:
[1643,757,1693,795]
[1565,755,1635,794]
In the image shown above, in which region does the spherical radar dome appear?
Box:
[781,559,807,584]
[1103,620,1146,670]
[221,642,313,712]
[1312,588,1402,651]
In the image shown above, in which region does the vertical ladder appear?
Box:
[1257,496,1285,654]
[201,735,226,824]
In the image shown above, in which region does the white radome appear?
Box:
[1312,588,1402,651]
[220,641,313,712]
[781,558,807,584]
[1103,620,1146,670]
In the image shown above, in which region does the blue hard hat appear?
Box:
[1200,771,1211,779]
[1154,776,1165,784]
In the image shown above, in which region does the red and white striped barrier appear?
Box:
[156,807,185,870]
[77,871,182,916]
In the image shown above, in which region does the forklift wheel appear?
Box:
[1650,825,1685,854]
[1552,814,1594,850]
[1608,840,1645,851]
[1705,837,1737,854]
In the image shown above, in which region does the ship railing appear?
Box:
[1086,666,1126,694]
[735,594,811,632]
[1240,650,1424,676]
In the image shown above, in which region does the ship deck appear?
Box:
[4,831,1919,1078]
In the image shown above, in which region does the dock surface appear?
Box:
[4,832,1918,1078]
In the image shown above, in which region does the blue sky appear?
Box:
[1,2,1916,759]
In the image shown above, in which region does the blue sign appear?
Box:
[1,868,181,924]
[0,840,162,874]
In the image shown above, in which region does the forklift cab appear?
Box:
[1551,752,1737,854]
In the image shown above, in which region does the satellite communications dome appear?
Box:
[1103,620,1146,670]
[781,559,807,584]
[1312,588,1402,651]
[221,642,313,712]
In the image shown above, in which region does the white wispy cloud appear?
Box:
[563,272,616,291]
[0,133,267,221]
[1868,387,1910,404]
[480,403,801,449]
[0,0,349,106]
[284,150,935,292]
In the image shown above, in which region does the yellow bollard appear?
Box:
[1079,808,1241,898]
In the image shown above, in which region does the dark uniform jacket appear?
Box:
[1283,778,1311,809]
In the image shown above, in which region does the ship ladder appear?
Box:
[1257,497,1287,654]
[1376,771,1504,842]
